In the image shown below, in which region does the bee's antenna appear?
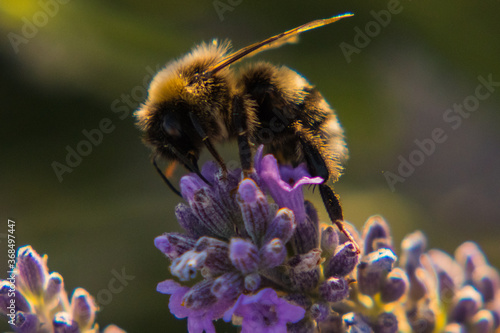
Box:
[152,155,182,197]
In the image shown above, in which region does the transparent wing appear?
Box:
[206,13,353,74]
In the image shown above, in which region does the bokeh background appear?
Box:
[1,0,499,331]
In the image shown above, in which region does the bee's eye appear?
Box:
[162,113,182,137]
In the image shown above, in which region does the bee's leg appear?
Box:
[189,112,227,175]
[152,155,182,197]
[168,144,212,186]
[298,136,361,254]
[232,96,253,177]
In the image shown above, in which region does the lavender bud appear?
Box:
[170,250,206,281]
[401,231,427,276]
[259,238,286,269]
[183,280,217,310]
[190,188,233,238]
[455,242,487,283]
[408,307,435,333]
[237,178,270,245]
[71,288,96,331]
[343,312,373,333]
[473,265,499,303]
[229,238,259,274]
[319,277,349,303]
[428,249,463,303]
[263,208,296,245]
[175,203,214,238]
[362,215,393,254]
[443,323,465,333]
[358,249,397,296]
[211,272,244,301]
[244,273,261,291]
[288,249,322,292]
[45,272,64,308]
[154,232,196,260]
[401,231,427,301]
[194,237,232,276]
[380,268,408,303]
[53,312,80,333]
[449,285,483,323]
[325,242,359,278]
[291,206,319,255]
[311,302,330,321]
[1,282,30,314]
[374,312,398,333]
[17,246,47,297]
[472,309,496,333]
[15,312,39,333]
[321,226,339,257]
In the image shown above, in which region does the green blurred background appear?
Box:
[1,0,499,331]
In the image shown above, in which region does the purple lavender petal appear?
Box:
[155,233,196,260]
[319,277,349,302]
[157,280,190,318]
[455,242,488,284]
[325,242,359,278]
[258,153,322,223]
[223,288,305,332]
[229,238,259,274]
[237,179,270,245]
[259,238,286,269]
[17,246,47,297]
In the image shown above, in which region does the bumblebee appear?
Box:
[135,13,357,248]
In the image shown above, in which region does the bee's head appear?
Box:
[135,41,234,161]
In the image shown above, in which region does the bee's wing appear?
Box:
[207,13,353,74]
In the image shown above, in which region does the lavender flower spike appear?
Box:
[155,153,500,332]
[0,245,123,333]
